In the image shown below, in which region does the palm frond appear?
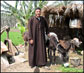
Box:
[1,1,48,27]
[1,3,10,10]
[15,1,19,9]
[25,1,33,19]
[1,10,11,14]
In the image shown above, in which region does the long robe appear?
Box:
[28,16,49,67]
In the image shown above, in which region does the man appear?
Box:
[28,7,49,68]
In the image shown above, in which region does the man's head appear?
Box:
[35,7,41,17]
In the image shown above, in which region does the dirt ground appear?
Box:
[1,45,83,72]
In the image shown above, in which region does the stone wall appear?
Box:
[1,13,17,28]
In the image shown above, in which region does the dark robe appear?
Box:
[28,16,49,67]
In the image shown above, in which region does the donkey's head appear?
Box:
[22,31,29,42]
[70,38,82,47]
[45,32,59,48]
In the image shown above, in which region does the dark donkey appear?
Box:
[45,32,82,65]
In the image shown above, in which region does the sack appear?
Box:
[69,19,82,28]
[1,41,8,54]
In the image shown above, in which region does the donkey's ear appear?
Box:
[79,41,82,45]
[70,40,74,43]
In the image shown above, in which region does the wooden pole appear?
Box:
[6,27,10,39]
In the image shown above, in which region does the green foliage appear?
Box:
[1,32,24,46]
[1,1,48,27]
[56,66,83,72]
[1,1,48,35]
[17,24,25,35]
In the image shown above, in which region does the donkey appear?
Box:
[45,32,82,65]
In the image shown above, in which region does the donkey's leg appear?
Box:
[53,49,56,65]
[49,49,52,65]
[48,48,50,58]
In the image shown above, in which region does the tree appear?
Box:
[1,1,48,34]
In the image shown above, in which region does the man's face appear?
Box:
[35,9,41,17]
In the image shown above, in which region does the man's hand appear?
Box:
[29,39,33,45]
